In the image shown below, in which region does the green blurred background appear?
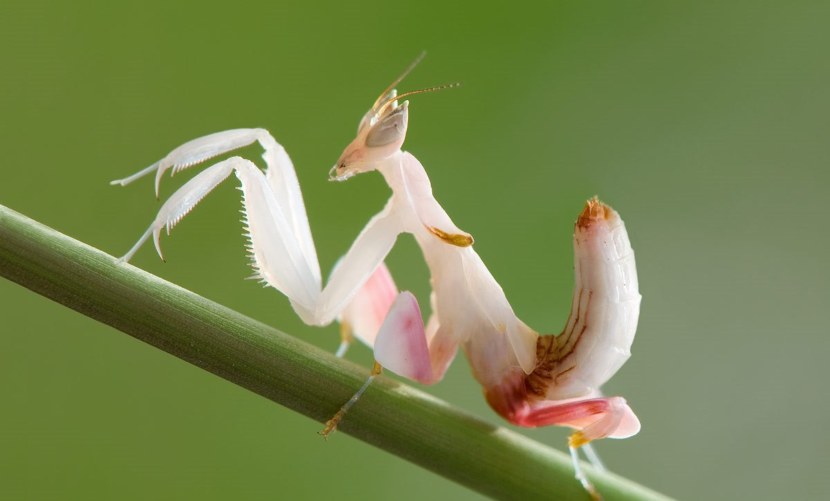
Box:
[1,1,828,499]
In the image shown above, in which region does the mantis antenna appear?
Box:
[375,82,462,117]
[371,51,427,111]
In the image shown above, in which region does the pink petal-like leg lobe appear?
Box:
[338,262,399,347]
[485,372,640,441]
[323,291,429,437]
[523,396,640,441]
[373,291,433,384]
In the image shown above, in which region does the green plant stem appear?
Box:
[0,204,668,500]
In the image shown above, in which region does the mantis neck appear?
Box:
[375,150,407,192]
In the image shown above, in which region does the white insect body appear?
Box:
[112,57,641,499]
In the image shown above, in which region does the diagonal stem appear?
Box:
[0,204,669,501]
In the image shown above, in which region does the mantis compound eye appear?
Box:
[365,104,408,147]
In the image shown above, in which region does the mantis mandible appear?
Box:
[111,55,641,499]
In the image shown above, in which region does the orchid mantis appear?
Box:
[111,56,641,499]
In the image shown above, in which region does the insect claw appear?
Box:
[319,414,342,439]
[152,229,166,262]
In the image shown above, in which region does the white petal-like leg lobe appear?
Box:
[338,262,399,347]
[460,250,538,375]
[373,292,433,384]
[550,199,641,398]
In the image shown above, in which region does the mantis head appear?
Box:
[330,54,458,181]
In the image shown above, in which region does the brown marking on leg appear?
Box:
[557,290,593,360]
[557,287,584,353]
[426,225,474,247]
[524,335,558,397]
[554,365,576,385]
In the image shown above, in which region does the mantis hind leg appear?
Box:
[320,361,383,439]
